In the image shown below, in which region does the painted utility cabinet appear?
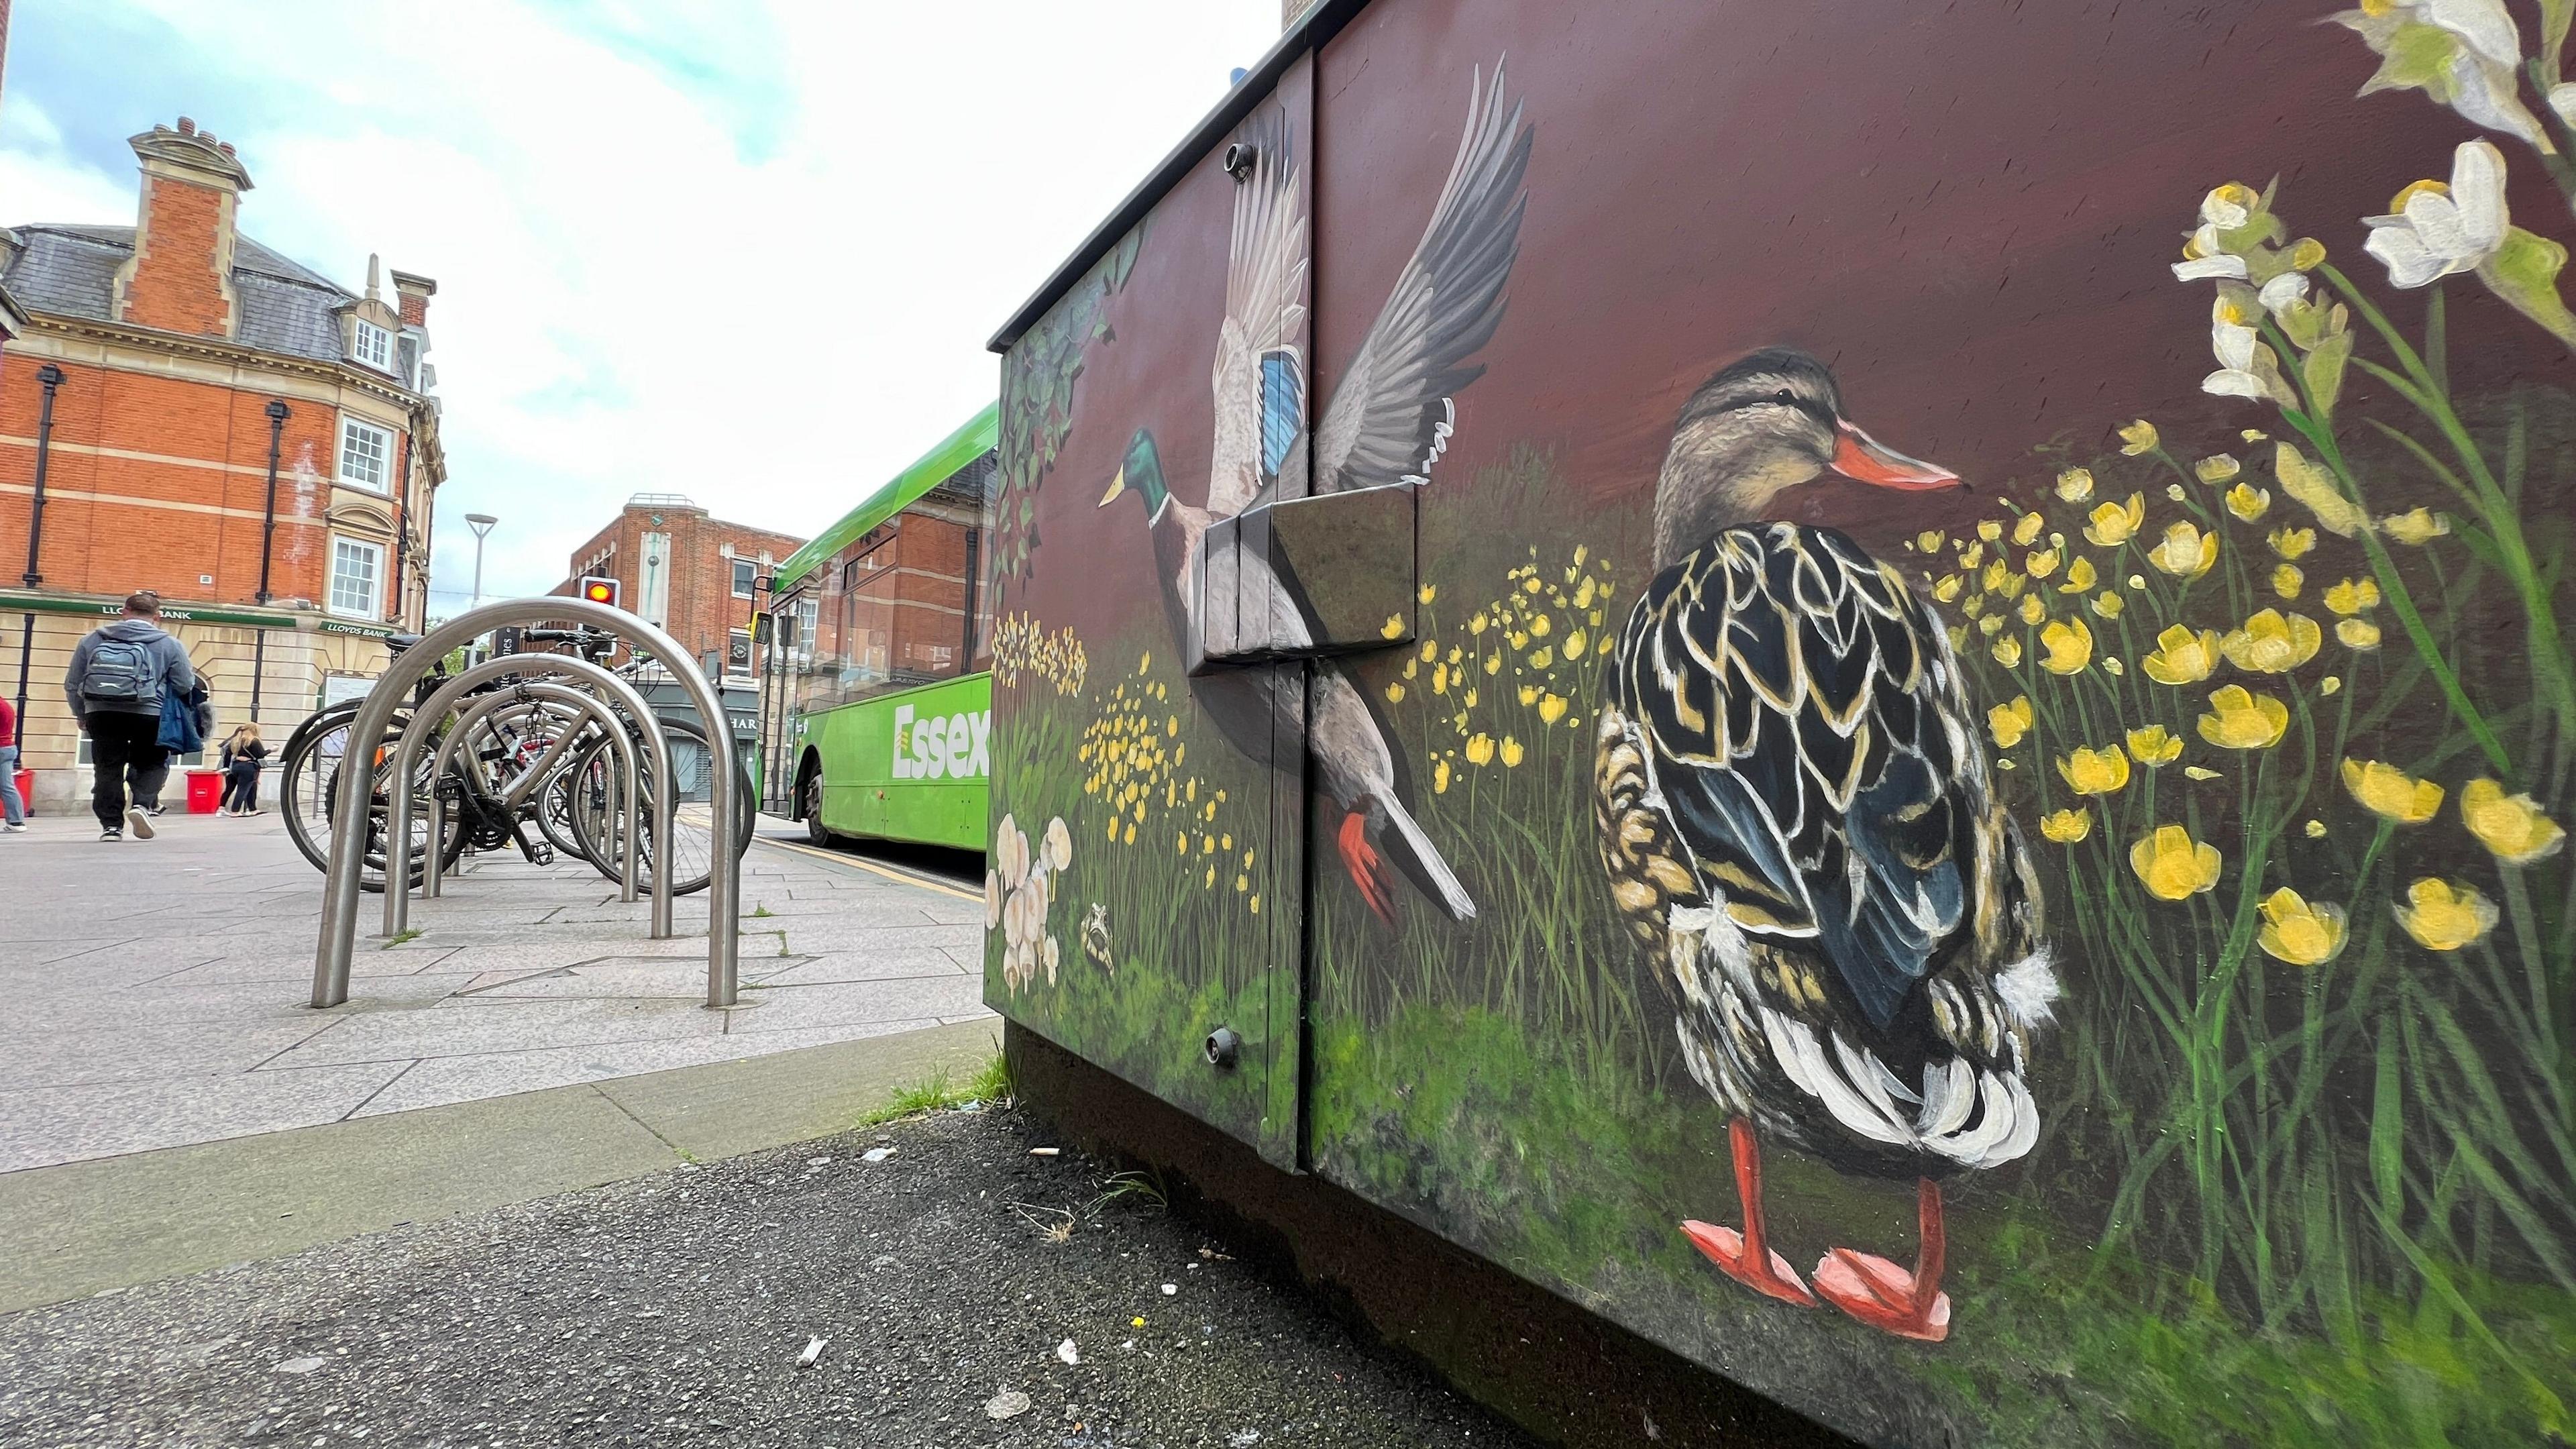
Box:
[987,3,2576,1444]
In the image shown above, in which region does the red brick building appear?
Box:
[0,117,446,806]
[552,495,804,683]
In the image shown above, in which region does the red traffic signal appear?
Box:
[578,576,622,609]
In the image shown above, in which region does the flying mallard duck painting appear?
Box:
[1593,349,2061,1342]
[1100,60,1532,927]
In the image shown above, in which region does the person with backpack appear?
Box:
[0,694,25,832]
[217,722,268,816]
[63,591,197,841]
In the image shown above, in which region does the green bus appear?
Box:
[757,406,995,853]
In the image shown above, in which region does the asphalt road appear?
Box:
[0,1102,1532,1449]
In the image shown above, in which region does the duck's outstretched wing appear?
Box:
[1304,58,1531,497]
[1210,106,1308,521]
[1607,525,1987,1032]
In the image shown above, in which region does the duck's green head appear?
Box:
[1097,428,1171,523]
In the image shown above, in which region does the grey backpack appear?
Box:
[82,637,158,703]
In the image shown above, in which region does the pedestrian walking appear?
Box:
[63,590,197,841]
[0,694,25,832]
[218,722,268,816]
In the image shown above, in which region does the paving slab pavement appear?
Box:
[0,809,995,1175]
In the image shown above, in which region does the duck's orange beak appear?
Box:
[1831,421,1959,490]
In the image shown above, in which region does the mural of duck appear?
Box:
[1095,61,1531,928]
[1103,429,1474,925]
[1593,348,2061,1342]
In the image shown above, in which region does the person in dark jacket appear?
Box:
[64,591,197,841]
[218,722,268,815]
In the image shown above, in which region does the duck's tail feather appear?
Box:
[1369,794,1477,924]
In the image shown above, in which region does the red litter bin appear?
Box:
[185,768,223,814]
[10,769,28,813]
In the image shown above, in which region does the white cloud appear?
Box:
[3,0,1279,606]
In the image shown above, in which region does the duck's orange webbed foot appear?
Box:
[1684,1118,1816,1307]
[1814,1179,1951,1342]
[1682,1220,1816,1306]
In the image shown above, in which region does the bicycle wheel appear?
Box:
[278,705,465,891]
[566,718,753,897]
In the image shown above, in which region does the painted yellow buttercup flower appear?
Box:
[2011,512,2045,546]
[2322,577,2380,615]
[2058,744,2131,796]
[2197,454,2243,485]
[1931,573,1964,602]
[2306,819,2328,838]
[2126,725,2183,765]
[1433,759,1452,794]
[2341,759,2442,822]
[2379,508,2449,545]
[2269,526,2316,559]
[2019,593,2047,626]
[2394,878,2497,952]
[2059,556,2097,593]
[2320,676,2341,695]
[2337,618,2381,650]
[1381,614,1405,639]
[2198,685,2288,749]
[1538,693,1570,724]
[2257,888,2348,967]
[2142,625,2224,685]
[1418,583,1438,604]
[2057,467,2095,503]
[2119,420,2159,455]
[2085,493,2147,547]
[1465,733,1495,765]
[2092,590,2125,619]
[1959,541,1985,570]
[2147,521,2220,578]
[2219,609,2322,674]
[1993,635,2024,667]
[2223,482,2269,522]
[1980,612,2004,636]
[2459,779,2565,864]
[1385,682,1407,704]
[2272,564,2302,598]
[2039,809,2092,844]
[2039,616,2094,674]
[2131,824,2222,901]
[2025,547,2061,579]
[1988,696,2033,749]
[1978,519,2004,542]
[1916,530,1946,554]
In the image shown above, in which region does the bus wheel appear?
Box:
[802,768,830,847]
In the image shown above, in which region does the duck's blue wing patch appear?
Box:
[1260,349,1303,484]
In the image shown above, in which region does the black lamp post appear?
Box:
[255,399,290,603]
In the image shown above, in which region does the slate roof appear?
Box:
[0,222,361,364]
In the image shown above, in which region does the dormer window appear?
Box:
[350,319,393,372]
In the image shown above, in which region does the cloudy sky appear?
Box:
[0,0,1278,608]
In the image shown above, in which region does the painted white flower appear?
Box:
[2337,0,2551,152]
[1043,815,1072,871]
[2365,141,2510,287]
[2257,271,2310,314]
[2202,290,2296,405]
[2174,184,2260,281]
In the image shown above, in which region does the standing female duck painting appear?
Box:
[1595,350,2061,1342]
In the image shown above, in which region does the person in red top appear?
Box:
[0,694,24,831]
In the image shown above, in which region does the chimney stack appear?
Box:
[112,119,254,338]
[391,269,437,329]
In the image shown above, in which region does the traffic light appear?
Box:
[578,576,621,609]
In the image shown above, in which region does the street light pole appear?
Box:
[464,513,498,612]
